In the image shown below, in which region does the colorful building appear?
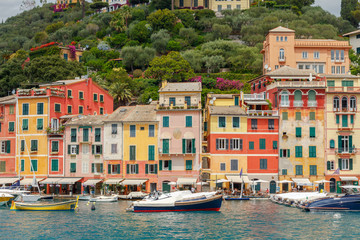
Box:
[324,74,360,193]
[174,0,250,11]
[0,95,16,177]
[250,66,326,191]
[262,26,351,75]
[156,82,202,192]
[343,29,360,54]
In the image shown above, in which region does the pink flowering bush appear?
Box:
[216,77,244,91]
[189,76,202,82]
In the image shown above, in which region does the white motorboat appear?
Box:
[118,192,148,200]
[0,193,15,206]
[78,195,91,201]
[90,195,118,202]
[15,194,42,202]
[271,192,328,207]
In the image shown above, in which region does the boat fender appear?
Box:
[91,202,96,211]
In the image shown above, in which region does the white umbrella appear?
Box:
[168,182,177,186]
[314,180,331,184]
[277,180,293,183]
[253,179,269,183]
[196,182,209,186]
[216,179,230,184]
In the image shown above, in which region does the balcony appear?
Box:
[293,100,303,107]
[267,81,326,90]
[278,57,286,62]
[17,88,65,98]
[335,148,356,155]
[243,93,265,101]
[307,101,318,107]
[279,102,290,107]
[327,86,360,93]
[46,125,65,135]
[334,107,357,113]
[157,102,201,111]
[247,110,279,116]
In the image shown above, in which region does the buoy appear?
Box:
[91,202,96,211]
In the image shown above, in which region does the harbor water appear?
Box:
[1,200,359,239]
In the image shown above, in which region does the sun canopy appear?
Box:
[177,178,197,185]
[121,179,148,186]
[104,178,123,185]
[340,176,358,181]
[20,178,44,186]
[277,180,293,183]
[0,178,19,185]
[57,178,82,184]
[40,178,63,184]
[292,178,312,186]
[168,182,177,186]
[196,182,209,186]
[226,175,250,183]
[341,185,360,189]
[83,179,103,186]
[216,179,231,184]
[245,101,269,105]
[253,179,269,183]
[314,180,331,184]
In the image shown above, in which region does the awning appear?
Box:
[83,179,103,186]
[226,175,251,183]
[340,176,358,181]
[57,178,82,184]
[292,178,312,186]
[177,178,197,185]
[245,101,269,105]
[104,178,123,185]
[277,180,293,183]
[40,178,64,184]
[20,178,44,185]
[314,180,331,184]
[0,178,19,185]
[121,179,148,186]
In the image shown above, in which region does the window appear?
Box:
[273,140,278,149]
[295,112,301,120]
[108,164,121,174]
[160,160,172,171]
[180,0,184,7]
[339,135,352,153]
[92,163,103,174]
[130,145,136,160]
[331,66,335,74]
[230,138,242,150]
[330,139,335,149]
[52,141,59,153]
[31,160,38,172]
[79,106,83,114]
[163,116,169,127]
[295,146,303,158]
[218,117,226,128]
[70,163,76,173]
[232,117,240,128]
[30,140,38,152]
[327,80,335,87]
[22,119,28,131]
[67,90,72,98]
[251,119,258,130]
[296,127,301,138]
[327,161,335,170]
[79,91,84,99]
[302,51,308,59]
[82,128,89,142]
[339,158,352,170]
[333,97,340,110]
[148,145,155,160]
[186,160,193,170]
[162,139,169,154]
[0,141,10,154]
[93,93,98,102]
[280,91,289,107]
[149,125,155,137]
[309,146,316,158]
[51,159,59,171]
[260,159,267,170]
[111,144,117,154]
[314,51,319,59]
[130,125,136,137]
[280,149,290,157]
[64,53,68,61]
[22,103,29,115]
[342,80,353,87]
[268,119,274,130]
[350,96,356,111]
[227,4,231,9]
[100,94,104,102]
[37,119,43,130]
[259,139,265,150]
[186,116,192,127]
[82,144,89,155]
[295,165,303,175]
[169,97,176,106]
[336,50,340,60]
[351,115,354,124]
[309,127,316,138]
[216,138,228,150]
[100,108,104,115]
[183,139,195,153]
[249,141,254,150]
[342,115,348,127]
[282,169,287,175]
[331,50,335,60]
[9,105,14,114]
[341,66,345,74]
[220,163,226,171]
[185,96,191,106]
[230,159,238,171]
[282,112,288,120]
[279,48,285,60]
[309,165,317,176]
[112,124,118,135]
[309,112,315,120]
[68,145,79,155]
[21,159,24,172]
[234,96,239,106]
[55,103,61,112]
[67,105,72,114]
[341,50,344,61]
[21,140,25,152]
[71,128,77,142]
[37,103,44,115]
[92,145,102,155]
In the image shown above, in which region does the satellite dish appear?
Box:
[268,67,272,72]
[12,89,16,95]
[210,100,214,105]
[148,98,152,103]
[264,64,269,69]
[213,97,216,101]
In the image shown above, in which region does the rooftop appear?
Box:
[343,29,360,37]
[122,105,157,122]
[40,79,87,87]
[0,95,16,104]
[65,114,108,126]
[104,106,135,122]
[207,94,236,100]
[159,82,202,92]
[269,26,295,33]
[266,66,317,78]
[320,74,360,79]
[209,106,246,115]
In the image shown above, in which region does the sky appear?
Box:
[0,0,342,23]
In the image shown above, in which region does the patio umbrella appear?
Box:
[215,179,231,184]
[168,182,177,186]
[314,180,331,183]
[196,182,209,186]
[277,180,293,183]
[253,179,269,183]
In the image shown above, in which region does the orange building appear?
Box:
[262,26,351,75]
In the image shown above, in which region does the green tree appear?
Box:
[181,49,203,72]
[341,0,358,27]
[173,9,196,28]
[212,24,232,40]
[179,28,198,46]
[90,0,109,12]
[147,9,176,32]
[145,51,194,82]
[109,81,133,107]
[203,55,224,73]
[150,29,171,54]
[34,31,48,44]
[150,0,171,10]
[120,46,156,71]
[127,20,152,43]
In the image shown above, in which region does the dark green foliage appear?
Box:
[90,2,109,10]
[173,10,196,28]
[194,9,216,20]
[128,21,152,43]
[147,9,177,32]
[150,0,171,10]
[166,40,181,51]
[341,0,359,27]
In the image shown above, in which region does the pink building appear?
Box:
[156,82,202,192]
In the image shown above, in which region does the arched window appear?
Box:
[294,90,302,107]
[279,48,285,61]
[342,96,348,110]
[350,96,356,111]
[280,91,289,107]
[330,139,335,149]
[333,97,339,110]
[308,90,316,106]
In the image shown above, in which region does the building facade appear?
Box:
[343,29,360,54]
[174,0,250,11]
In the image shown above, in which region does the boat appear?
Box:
[127,191,223,212]
[0,193,14,206]
[15,194,42,202]
[271,192,327,207]
[78,195,91,201]
[10,196,79,211]
[90,195,118,202]
[118,192,148,200]
[303,185,360,211]
[224,195,250,201]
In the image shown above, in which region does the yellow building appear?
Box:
[16,90,49,177]
[174,0,250,11]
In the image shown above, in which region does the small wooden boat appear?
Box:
[0,193,14,206]
[90,195,118,202]
[224,195,250,201]
[10,196,79,211]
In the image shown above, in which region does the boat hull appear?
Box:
[134,195,222,212]
[224,196,250,201]
[10,198,79,211]
[304,195,360,211]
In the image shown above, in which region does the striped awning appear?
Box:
[177,178,197,185]
[340,176,358,181]
[292,178,312,186]
[121,179,148,186]
[57,178,82,184]
[20,178,44,185]
[40,178,63,184]
[83,179,103,186]
[226,175,250,183]
[0,178,19,185]
[104,178,123,185]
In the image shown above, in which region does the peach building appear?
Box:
[262,26,352,75]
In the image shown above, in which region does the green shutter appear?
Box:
[282,112,288,120]
[182,139,185,154]
[108,164,111,174]
[273,141,277,149]
[136,164,139,174]
[350,159,353,170]
[168,160,172,171]
[21,160,24,172]
[338,136,342,152]
[342,115,348,127]
[37,119,43,130]
[155,164,158,174]
[192,139,195,153]
[296,127,301,137]
[338,159,342,170]
[295,112,301,120]
[76,145,79,154]
[159,160,163,171]
[126,164,129,174]
[249,142,254,150]
[351,115,354,124]
[350,136,353,152]
[163,116,169,127]
[186,116,192,127]
[309,112,315,120]
[100,163,103,173]
[259,139,265,149]
[21,140,25,152]
[280,149,283,157]
[327,161,331,170]
[186,160,192,170]
[117,164,120,174]
[91,163,94,173]
[163,139,169,154]
[234,96,239,106]
[6,140,10,153]
[148,145,155,160]
[99,145,102,154]
[287,149,290,158]
[145,164,148,174]
[310,127,315,138]
[92,145,95,154]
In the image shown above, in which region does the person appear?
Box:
[191,187,195,193]
[266,188,269,194]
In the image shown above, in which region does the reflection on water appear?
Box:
[1,200,360,239]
